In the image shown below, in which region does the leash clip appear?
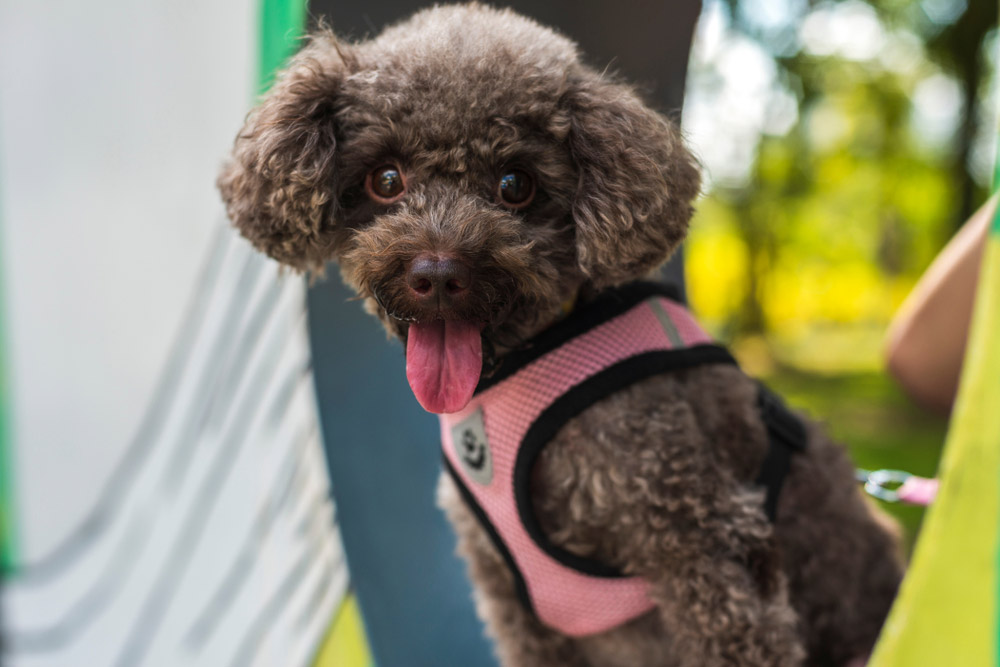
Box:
[858,469,911,503]
[857,469,939,506]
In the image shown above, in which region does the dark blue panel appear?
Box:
[307,277,497,667]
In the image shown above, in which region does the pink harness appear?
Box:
[439,284,752,636]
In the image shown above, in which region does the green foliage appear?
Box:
[686,3,992,552]
[688,0,995,350]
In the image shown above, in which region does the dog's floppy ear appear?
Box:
[565,71,701,288]
[218,31,350,272]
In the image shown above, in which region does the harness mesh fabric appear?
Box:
[440,296,713,636]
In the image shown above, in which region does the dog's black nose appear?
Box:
[407,254,472,303]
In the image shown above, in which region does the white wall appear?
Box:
[0,0,253,558]
[0,4,350,666]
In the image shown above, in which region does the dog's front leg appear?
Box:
[641,537,805,667]
[621,457,806,667]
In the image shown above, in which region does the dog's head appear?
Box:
[218,4,700,413]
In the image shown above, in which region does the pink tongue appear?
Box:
[406,320,483,414]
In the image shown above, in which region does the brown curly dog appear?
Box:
[218,4,903,666]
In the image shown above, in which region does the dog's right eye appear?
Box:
[366,165,406,204]
[497,170,535,209]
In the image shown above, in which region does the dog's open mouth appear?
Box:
[405,319,483,414]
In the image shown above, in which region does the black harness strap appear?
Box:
[754,384,808,520]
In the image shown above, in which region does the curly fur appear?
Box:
[219,5,902,665]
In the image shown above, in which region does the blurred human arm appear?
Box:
[884,195,996,415]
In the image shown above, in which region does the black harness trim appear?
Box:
[443,457,536,613]
[445,283,808,614]
[753,384,808,520]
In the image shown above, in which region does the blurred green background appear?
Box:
[682,0,997,549]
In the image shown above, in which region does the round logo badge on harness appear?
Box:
[450,407,493,485]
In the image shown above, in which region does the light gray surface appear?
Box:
[0,0,251,559]
[1,4,350,666]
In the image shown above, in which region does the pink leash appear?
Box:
[857,469,939,506]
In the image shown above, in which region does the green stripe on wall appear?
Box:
[993,74,999,235]
[257,0,308,95]
[993,191,1000,237]
[993,37,999,665]
[0,128,17,574]
[0,314,12,574]
[993,195,999,236]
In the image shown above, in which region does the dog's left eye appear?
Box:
[366,164,406,203]
[497,170,535,209]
